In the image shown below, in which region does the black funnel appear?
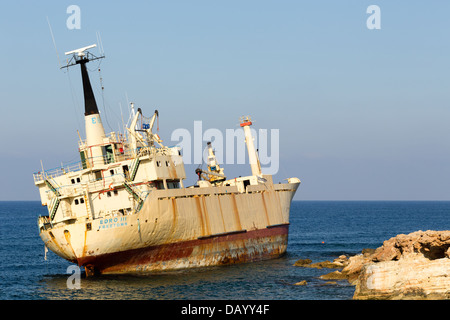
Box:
[77,58,99,116]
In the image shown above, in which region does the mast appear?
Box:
[240,116,262,177]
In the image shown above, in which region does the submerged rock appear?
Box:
[319,281,338,286]
[294,256,349,269]
[319,270,347,280]
[293,259,312,267]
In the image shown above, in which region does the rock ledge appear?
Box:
[294,230,450,299]
[350,230,450,300]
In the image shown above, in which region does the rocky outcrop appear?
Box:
[350,230,450,300]
[294,230,450,299]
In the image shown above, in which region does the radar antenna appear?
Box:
[61,44,105,69]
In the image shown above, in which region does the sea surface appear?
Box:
[1,200,449,300]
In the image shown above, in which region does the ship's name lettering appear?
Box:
[99,217,127,229]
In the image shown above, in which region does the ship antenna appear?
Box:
[96,31,105,56]
[46,16,62,69]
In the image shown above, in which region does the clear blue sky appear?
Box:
[1,1,450,200]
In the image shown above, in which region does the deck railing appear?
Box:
[33,146,174,183]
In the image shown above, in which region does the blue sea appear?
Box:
[1,200,450,301]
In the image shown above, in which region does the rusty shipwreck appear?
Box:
[34,45,301,276]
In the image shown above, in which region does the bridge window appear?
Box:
[167,180,180,189]
[94,171,102,181]
[155,181,164,189]
[122,165,129,179]
[102,145,114,164]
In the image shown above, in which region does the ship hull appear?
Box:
[78,224,288,274]
[39,178,299,275]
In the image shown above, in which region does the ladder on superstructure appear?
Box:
[123,180,146,213]
[45,179,61,220]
